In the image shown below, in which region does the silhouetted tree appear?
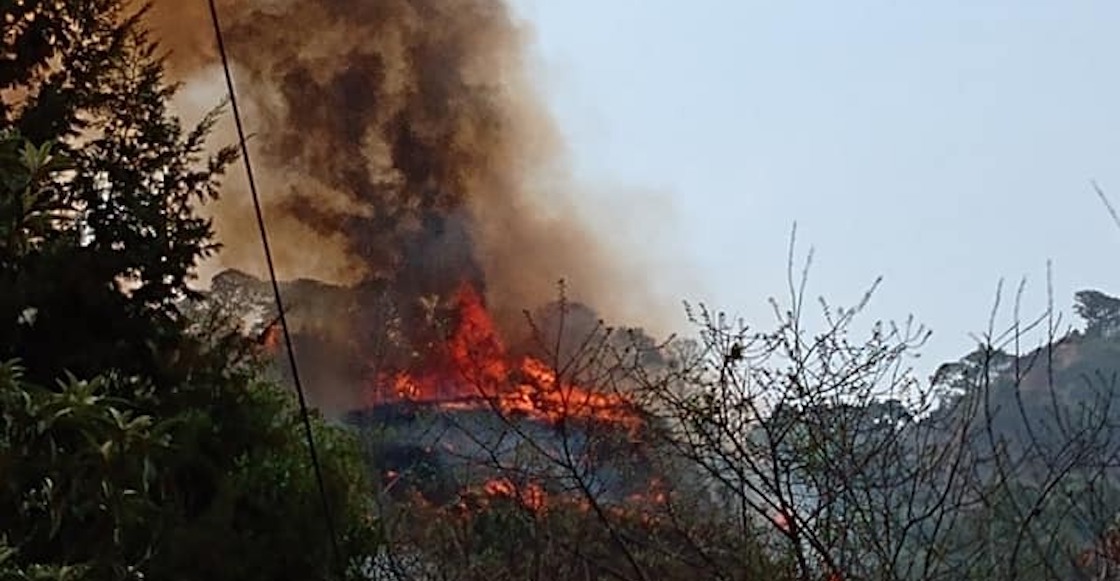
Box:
[1075,290,1120,338]
[0,3,380,579]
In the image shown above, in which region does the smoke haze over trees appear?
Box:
[0,2,378,578]
[147,0,672,335]
[4,1,1120,580]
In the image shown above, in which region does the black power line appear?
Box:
[205,0,343,574]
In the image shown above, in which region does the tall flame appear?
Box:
[369,282,642,431]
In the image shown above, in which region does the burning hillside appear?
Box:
[200,268,664,506]
[366,281,644,431]
[150,0,664,332]
[155,0,672,510]
[203,269,655,419]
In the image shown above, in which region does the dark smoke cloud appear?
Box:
[150,0,667,336]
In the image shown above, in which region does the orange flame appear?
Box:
[474,476,665,517]
[259,320,282,352]
[368,282,642,430]
[482,478,549,512]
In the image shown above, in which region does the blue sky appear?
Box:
[510,0,1120,376]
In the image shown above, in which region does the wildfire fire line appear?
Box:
[152,0,667,511]
[369,282,645,433]
[232,267,661,512]
[150,0,659,331]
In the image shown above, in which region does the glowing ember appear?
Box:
[466,476,667,517]
[482,478,548,512]
[259,320,282,352]
[367,282,643,430]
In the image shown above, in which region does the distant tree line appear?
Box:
[6,2,1120,581]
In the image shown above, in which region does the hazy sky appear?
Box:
[510,0,1120,377]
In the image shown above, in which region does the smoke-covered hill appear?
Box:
[930,288,1120,448]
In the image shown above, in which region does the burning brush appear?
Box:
[157,0,674,518]
[203,269,665,510]
[368,281,645,433]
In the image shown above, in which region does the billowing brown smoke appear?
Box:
[149,0,662,335]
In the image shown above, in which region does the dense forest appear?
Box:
[4,2,1120,581]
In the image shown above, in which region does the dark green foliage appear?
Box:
[0,1,379,579]
[1075,290,1120,338]
[0,362,173,579]
[0,0,236,385]
[0,351,380,581]
[2,0,125,143]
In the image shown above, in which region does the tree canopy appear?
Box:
[5,2,1120,581]
[1075,289,1120,338]
[0,2,379,579]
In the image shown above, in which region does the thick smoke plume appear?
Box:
[149,0,659,333]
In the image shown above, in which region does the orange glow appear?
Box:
[772,509,792,533]
[367,282,643,431]
[625,477,668,506]
[473,477,662,517]
[260,320,282,352]
[482,478,549,512]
